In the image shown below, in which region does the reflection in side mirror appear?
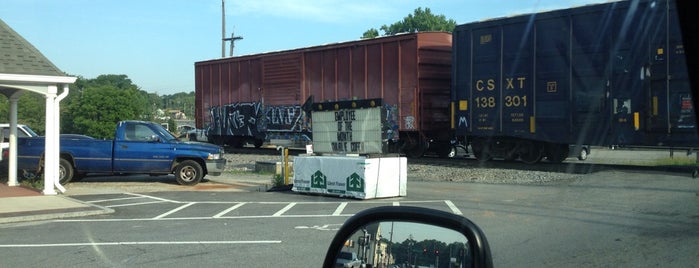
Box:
[337,221,470,268]
[324,206,492,268]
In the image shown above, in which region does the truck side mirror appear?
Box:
[150,135,161,143]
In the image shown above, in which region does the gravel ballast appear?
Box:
[222,153,583,185]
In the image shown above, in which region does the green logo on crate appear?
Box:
[311,170,327,189]
[346,172,364,192]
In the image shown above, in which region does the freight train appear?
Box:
[195,32,454,157]
[452,0,697,163]
[194,0,698,162]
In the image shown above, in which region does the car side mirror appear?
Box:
[323,206,493,268]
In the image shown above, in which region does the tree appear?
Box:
[167,118,178,134]
[0,73,198,138]
[362,28,380,39]
[62,75,151,138]
[363,7,457,38]
[0,93,47,134]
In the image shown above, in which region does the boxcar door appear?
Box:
[645,0,697,146]
[608,1,657,146]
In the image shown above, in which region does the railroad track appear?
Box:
[413,155,697,176]
[222,145,697,177]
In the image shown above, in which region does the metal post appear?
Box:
[221,0,226,57]
[284,148,290,185]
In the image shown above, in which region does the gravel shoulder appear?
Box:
[223,153,584,185]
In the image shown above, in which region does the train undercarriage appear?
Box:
[469,137,577,164]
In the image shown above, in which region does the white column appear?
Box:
[42,85,59,195]
[53,85,69,192]
[6,94,20,186]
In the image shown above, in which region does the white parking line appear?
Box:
[106,201,168,208]
[56,199,458,222]
[86,196,145,203]
[125,192,180,203]
[153,202,197,219]
[56,214,353,222]
[0,240,282,248]
[294,224,343,231]
[332,202,348,216]
[444,200,463,215]
[213,202,247,218]
[273,203,296,216]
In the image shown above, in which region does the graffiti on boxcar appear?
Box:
[384,104,399,141]
[223,102,264,137]
[266,105,305,131]
[404,116,416,130]
[208,102,307,140]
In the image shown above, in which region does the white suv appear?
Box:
[0,124,38,161]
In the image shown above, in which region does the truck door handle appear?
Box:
[120,145,128,149]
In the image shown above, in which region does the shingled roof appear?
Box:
[0,18,65,76]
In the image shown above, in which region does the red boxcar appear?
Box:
[194,32,453,157]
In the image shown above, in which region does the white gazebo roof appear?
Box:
[0,18,76,195]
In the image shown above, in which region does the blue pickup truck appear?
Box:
[16,120,226,185]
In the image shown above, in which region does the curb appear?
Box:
[0,196,115,224]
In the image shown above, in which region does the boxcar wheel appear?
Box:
[404,144,425,158]
[402,138,426,158]
[519,141,543,164]
[471,139,492,162]
[254,139,264,148]
[175,160,203,185]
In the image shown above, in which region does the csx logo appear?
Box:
[475,79,496,91]
[475,77,527,91]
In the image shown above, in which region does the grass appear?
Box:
[20,176,43,189]
[223,168,292,187]
[641,157,698,167]
[0,172,43,190]
[271,174,285,187]
[225,169,260,175]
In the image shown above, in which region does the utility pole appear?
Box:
[222,0,243,57]
[225,31,243,57]
[221,0,226,57]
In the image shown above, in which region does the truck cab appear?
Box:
[0,124,38,162]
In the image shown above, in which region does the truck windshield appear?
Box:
[23,126,38,137]
[151,123,177,142]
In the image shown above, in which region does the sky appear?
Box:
[1,0,608,95]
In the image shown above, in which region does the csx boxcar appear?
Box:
[195,32,453,157]
[451,0,697,163]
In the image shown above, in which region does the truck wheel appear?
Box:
[175,160,203,185]
[58,158,74,184]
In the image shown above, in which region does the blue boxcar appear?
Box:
[451,0,697,163]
